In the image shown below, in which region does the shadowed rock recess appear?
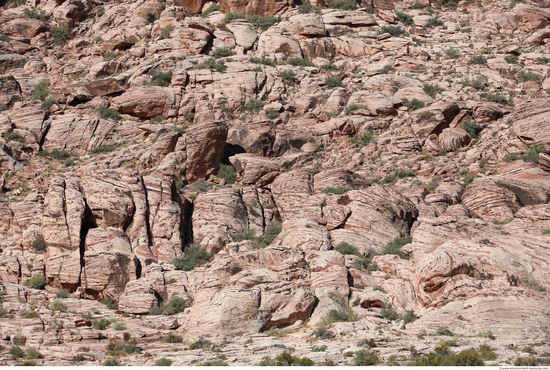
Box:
[3,0,550,365]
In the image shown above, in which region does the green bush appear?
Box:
[160,26,174,38]
[335,241,361,256]
[213,48,236,58]
[287,57,314,67]
[50,23,69,45]
[425,17,444,28]
[322,187,350,194]
[396,11,414,26]
[92,318,111,330]
[313,326,335,339]
[143,12,158,25]
[522,144,545,164]
[155,358,172,366]
[26,348,43,359]
[42,99,58,109]
[445,47,460,59]
[250,56,276,66]
[32,81,49,101]
[24,8,47,21]
[198,360,229,366]
[480,47,492,54]
[279,70,296,84]
[462,174,476,188]
[381,25,405,36]
[382,236,412,259]
[162,333,183,343]
[329,0,357,9]
[106,339,141,355]
[514,357,537,366]
[90,145,117,154]
[224,12,246,22]
[486,94,512,106]
[536,57,549,65]
[378,65,394,74]
[462,120,481,138]
[505,54,518,64]
[22,310,40,318]
[321,309,358,326]
[101,298,118,310]
[149,72,172,86]
[325,76,342,87]
[248,15,277,30]
[437,328,454,336]
[354,349,380,366]
[259,357,278,366]
[0,33,10,42]
[97,105,121,121]
[424,83,442,97]
[5,131,24,142]
[402,98,425,111]
[411,2,422,8]
[202,4,220,17]
[413,344,485,366]
[345,104,369,115]
[518,70,542,83]
[469,55,487,65]
[381,304,400,321]
[349,132,374,146]
[383,169,416,184]
[462,78,485,90]
[162,297,186,316]
[173,244,210,271]
[56,289,69,298]
[321,63,338,70]
[245,99,265,112]
[275,351,314,366]
[217,163,236,184]
[50,300,67,312]
[205,60,226,72]
[10,345,25,360]
[299,4,321,13]
[267,111,280,119]
[253,221,282,248]
[189,337,213,350]
[104,357,121,366]
[24,274,47,290]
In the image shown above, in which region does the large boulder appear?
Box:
[111,86,179,119]
[257,26,302,58]
[512,99,550,146]
[185,121,228,182]
[219,0,290,17]
[0,74,22,107]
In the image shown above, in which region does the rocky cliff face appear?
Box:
[2,0,550,365]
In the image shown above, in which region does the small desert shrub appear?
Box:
[149,72,172,86]
[24,274,47,290]
[160,26,174,38]
[514,357,538,366]
[329,0,357,9]
[462,120,482,138]
[345,104,369,115]
[349,132,374,146]
[0,33,9,42]
[253,221,282,248]
[413,344,485,366]
[198,360,229,366]
[155,358,172,366]
[287,57,314,67]
[354,349,380,366]
[104,357,121,366]
[250,56,276,66]
[24,8,47,21]
[401,98,425,111]
[437,328,455,336]
[50,23,69,45]
[173,244,210,271]
[486,94,512,106]
[21,310,40,318]
[313,326,335,339]
[101,298,118,310]
[92,318,111,330]
[217,163,236,184]
[298,3,321,13]
[321,309,358,326]
[383,169,416,184]
[279,70,296,84]
[505,54,518,64]
[213,48,236,58]
[322,187,350,194]
[469,55,487,65]
[50,300,67,312]
[202,4,220,17]
[382,236,412,259]
[189,337,212,350]
[90,145,117,154]
[518,70,542,83]
[97,105,120,121]
[113,322,126,331]
[105,339,141,355]
[445,47,460,59]
[245,99,265,112]
[274,351,314,366]
[378,65,394,74]
[26,348,43,359]
[42,99,58,109]
[143,12,158,25]
[381,304,400,321]
[32,81,49,101]
[10,345,25,360]
[162,333,183,343]
[325,76,342,88]
[224,12,246,22]
[462,78,485,90]
[396,11,413,26]
[425,17,444,28]
[5,131,24,142]
[161,297,186,316]
[267,111,280,119]
[381,25,405,36]
[522,144,545,164]
[247,15,277,30]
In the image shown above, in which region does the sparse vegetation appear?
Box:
[162,333,183,343]
[383,236,412,259]
[381,25,405,36]
[287,57,314,67]
[329,0,357,9]
[217,163,236,184]
[325,76,342,88]
[50,22,69,46]
[97,105,121,121]
[56,289,69,298]
[396,11,414,26]
[161,297,186,316]
[322,186,350,194]
[24,274,47,290]
[402,98,425,111]
[189,337,213,350]
[299,3,321,13]
[104,357,121,366]
[202,4,220,17]
[149,72,172,86]
[486,94,512,106]
[50,300,67,312]
[173,244,210,271]
[213,48,236,58]
[383,169,416,184]
[245,99,265,112]
[469,55,487,65]
[445,47,460,59]
[522,144,545,164]
[413,344,487,366]
[349,132,374,146]
[143,12,158,25]
[462,120,482,138]
[24,8,48,21]
[32,81,49,101]
[354,349,380,366]
[160,26,174,38]
[425,17,444,28]
[518,70,542,83]
[155,358,172,366]
[250,56,276,66]
[345,104,369,115]
[424,83,442,97]
[378,65,394,74]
